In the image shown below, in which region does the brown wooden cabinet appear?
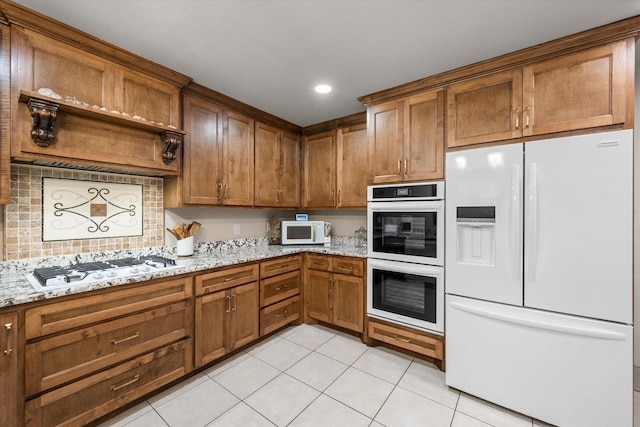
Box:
[303,124,368,209]
[23,277,193,427]
[254,122,301,207]
[447,40,629,148]
[302,131,336,208]
[368,90,444,184]
[336,123,368,207]
[175,92,254,206]
[305,254,364,333]
[194,264,260,367]
[0,311,18,427]
[10,26,186,175]
[368,318,444,371]
[259,255,302,335]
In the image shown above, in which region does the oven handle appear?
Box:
[366,200,444,212]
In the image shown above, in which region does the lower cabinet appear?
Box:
[305,254,364,333]
[0,311,18,427]
[368,318,445,371]
[259,255,302,335]
[23,277,193,427]
[194,264,260,367]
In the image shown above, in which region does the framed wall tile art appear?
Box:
[42,177,143,241]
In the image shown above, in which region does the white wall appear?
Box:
[634,39,639,367]
[164,207,366,245]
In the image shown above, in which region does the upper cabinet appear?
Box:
[303,131,336,209]
[171,91,254,206]
[447,40,629,148]
[336,123,368,208]
[9,25,188,175]
[254,122,300,208]
[302,112,368,209]
[368,89,444,184]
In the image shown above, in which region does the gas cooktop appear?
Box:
[26,255,183,290]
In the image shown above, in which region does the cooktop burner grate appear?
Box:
[29,256,180,288]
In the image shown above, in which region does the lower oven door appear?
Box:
[367,258,444,334]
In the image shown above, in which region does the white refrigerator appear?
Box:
[445,130,633,427]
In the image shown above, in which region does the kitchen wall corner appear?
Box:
[2,165,164,261]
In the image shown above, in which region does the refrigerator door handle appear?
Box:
[509,164,521,281]
[449,300,627,341]
[526,162,539,283]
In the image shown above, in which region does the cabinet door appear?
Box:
[222,110,254,206]
[332,274,364,333]
[254,122,280,206]
[195,291,228,367]
[522,41,628,136]
[404,90,444,181]
[368,100,403,184]
[303,131,336,208]
[230,282,259,351]
[306,269,332,323]
[280,131,301,207]
[0,312,17,427]
[337,124,367,207]
[182,94,222,204]
[446,69,522,148]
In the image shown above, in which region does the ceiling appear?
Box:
[11,0,640,127]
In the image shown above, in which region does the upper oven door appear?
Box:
[367,200,444,266]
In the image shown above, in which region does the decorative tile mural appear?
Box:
[3,165,164,260]
[42,178,143,241]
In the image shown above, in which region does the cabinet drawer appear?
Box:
[25,277,193,339]
[260,296,300,336]
[368,319,443,361]
[195,264,259,295]
[260,270,300,307]
[307,254,332,271]
[25,301,191,396]
[260,255,302,279]
[333,258,364,277]
[24,340,189,427]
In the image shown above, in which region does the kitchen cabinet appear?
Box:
[303,123,368,209]
[0,311,18,427]
[254,122,301,207]
[23,277,193,427]
[336,123,368,207]
[447,40,628,148]
[194,264,260,367]
[10,26,186,175]
[176,93,254,206]
[0,23,10,205]
[303,131,336,208]
[259,255,302,335]
[305,255,364,333]
[368,318,444,371]
[367,89,444,184]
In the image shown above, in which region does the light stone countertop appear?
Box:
[0,238,366,308]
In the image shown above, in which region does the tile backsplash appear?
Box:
[3,165,164,260]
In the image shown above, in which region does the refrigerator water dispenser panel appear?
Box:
[456,206,495,266]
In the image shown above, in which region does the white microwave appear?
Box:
[281,221,326,245]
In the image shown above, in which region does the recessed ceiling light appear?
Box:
[315,84,332,94]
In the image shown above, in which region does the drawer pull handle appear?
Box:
[276,287,281,291]
[279,265,288,269]
[110,375,140,391]
[4,323,12,356]
[394,335,412,344]
[111,331,140,345]
[224,275,238,282]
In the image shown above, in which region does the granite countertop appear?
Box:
[0,238,367,308]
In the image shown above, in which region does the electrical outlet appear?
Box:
[233,224,240,235]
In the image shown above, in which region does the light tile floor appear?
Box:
[96,323,617,427]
